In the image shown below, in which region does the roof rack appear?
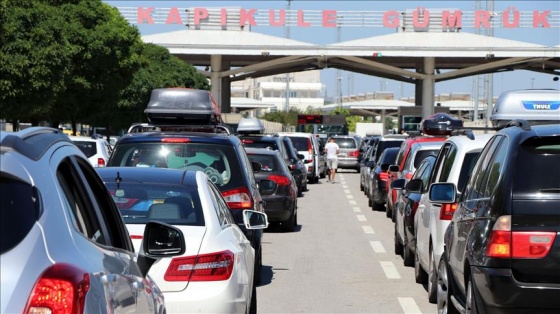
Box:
[504,119,531,131]
[127,123,232,135]
[450,129,476,140]
[0,127,71,161]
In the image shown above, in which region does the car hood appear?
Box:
[126,224,207,292]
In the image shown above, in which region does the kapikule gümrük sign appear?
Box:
[130,6,556,29]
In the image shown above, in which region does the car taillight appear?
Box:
[486,215,556,259]
[411,202,419,216]
[222,187,253,209]
[405,172,413,180]
[25,264,90,314]
[164,250,234,282]
[290,164,296,170]
[348,150,359,157]
[379,172,389,181]
[268,175,291,186]
[97,158,105,167]
[307,139,313,156]
[161,138,190,143]
[130,235,143,240]
[439,203,457,220]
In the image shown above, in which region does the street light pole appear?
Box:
[284,0,292,112]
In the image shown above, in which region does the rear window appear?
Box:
[336,138,357,149]
[241,139,280,151]
[289,137,311,152]
[73,141,97,158]
[108,142,244,190]
[513,137,560,194]
[247,153,279,172]
[380,148,399,164]
[413,149,439,169]
[103,183,204,226]
[1,177,39,254]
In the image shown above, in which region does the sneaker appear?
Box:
[327,179,331,182]
[332,180,335,184]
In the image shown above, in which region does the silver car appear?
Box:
[1,127,186,314]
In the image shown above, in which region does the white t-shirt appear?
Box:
[324,142,340,159]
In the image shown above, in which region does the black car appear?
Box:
[359,145,375,195]
[280,135,307,197]
[368,147,399,211]
[431,121,560,313]
[245,147,298,232]
[392,155,436,267]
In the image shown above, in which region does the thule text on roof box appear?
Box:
[144,88,222,126]
[490,89,560,129]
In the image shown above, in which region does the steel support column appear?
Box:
[210,55,223,111]
[422,57,435,118]
[221,61,231,113]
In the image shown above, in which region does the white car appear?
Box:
[68,135,112,167]
[414,133,493,303]
[96,167,269,314]
[277,132,327,183]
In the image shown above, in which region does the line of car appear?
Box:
[355,89,560,313]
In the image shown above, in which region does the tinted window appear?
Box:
[109,142,243,190]
[513,136,560,194]
[104,182,204,226]
[439,145,457,183]
[376,140,404,160]
[0,177,39,254]
[73,141,97,158]
[484,138,509,197]
[413,149,439,169]
[457,152,480,193]
[380,148,399,164]
[289,137,311,151]
[466,136,502,200]
[247,154,279,172]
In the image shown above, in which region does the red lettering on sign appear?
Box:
[533,10,550,28]
[442,10,462,28]
[383,11,399,28]
[137,7,154,24]
[166,7,182,24]
[240,9,257,27]
[413,7,430,28]
[194,8,209,26]
[269,9,285,27]
[474,10,490,28]
[297,10,310,27]
[221,9,227,27]
[323,10,337,27]
[503,7,520,28]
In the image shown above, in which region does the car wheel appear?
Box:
[254,246,262,285]
[465,275,478,314]
[385,203,392,218]
[415,248,428,284]
[297,184,304,197]
[437,256,458,314]
[320,167,326,179]
[282,206,296,232]
[394,224,403,255]
[427,247,438,303]
[360,180,364,191]
[403,231,414,267]
[248,281,257,314]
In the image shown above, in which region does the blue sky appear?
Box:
[105,1,560,99]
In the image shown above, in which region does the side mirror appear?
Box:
[380,163,390,172]
[388,165,399,173]
[243,210,269,229]
[391,178,406,190]
[142,221,185,257]
[429,183,457,203]
[250,161,262,173]
[406,178,423,193]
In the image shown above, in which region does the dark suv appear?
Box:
[431,121,560,313]
[107,131,266,284]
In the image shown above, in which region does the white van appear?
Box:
[277,132,326,183]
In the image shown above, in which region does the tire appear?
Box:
[282,205,296,232]
[297,184,303,197]
[437,256,459,314]
[403,231,414,267]
[427,247,438,303]
[254,246,262,285]
[248,281,257,314]
[320,166,326,179]
[394,224,403,255]
[415,249,428,284]
[385,203,392,218]
[465,275,478,314]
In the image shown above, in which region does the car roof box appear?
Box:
[145,88,221,126]
[237,118,265,134]
[490,89,560,129]
[420,113,463,135]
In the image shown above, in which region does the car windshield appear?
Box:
[513,137,560,194]
[109,142,244,190]
[104,182,205,226]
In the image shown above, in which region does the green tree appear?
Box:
[260,108,300,126]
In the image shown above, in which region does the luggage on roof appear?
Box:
[145,88,221,126]
[420,113,463,135]
[490,89,560,129]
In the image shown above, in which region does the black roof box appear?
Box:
[420,113,463,136]
[145,88,221,126]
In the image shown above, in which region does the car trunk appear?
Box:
[126,224,207,292]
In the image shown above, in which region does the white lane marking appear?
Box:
[346,194,354,199]
[353,207,361,212]
[357,215,367,222]
[362,226,375,234]
[398,297,422,314]
[380,261,401,279]
[349,200,357,205]
[344,189,351,194]
[369,241,386,253]
[342,184,348,189]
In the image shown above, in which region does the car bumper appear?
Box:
[162,281,249,314]
[337,159,359,169]
[471,266,560,313]
[262,195,295,222]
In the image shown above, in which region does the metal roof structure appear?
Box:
[141,29,560,117]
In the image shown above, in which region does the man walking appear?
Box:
[324,137,340,183]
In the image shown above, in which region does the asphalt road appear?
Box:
[257,170,437,314]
